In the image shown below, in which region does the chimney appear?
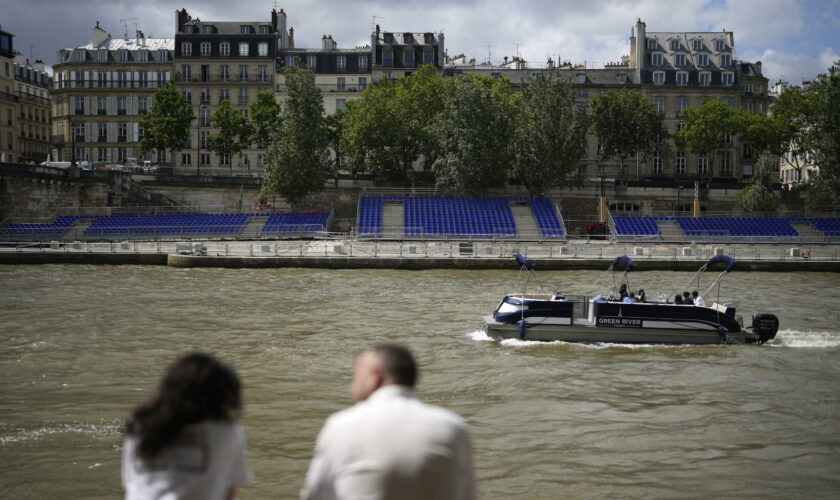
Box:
[277,9,287,48]
[176,8,190,34]
[755,61,762,75]
[288,27,294,48]
[34,59,44,72]
[632,18,645,70]
[90,21,110,46]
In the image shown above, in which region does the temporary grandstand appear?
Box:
[356,190,566,241]
[0,206,333,242]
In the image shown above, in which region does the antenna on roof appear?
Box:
[273,0,279,10]
[486,43,492,64]
[371,15,382,33]
[119,17,137,39]
[29,44,38,62]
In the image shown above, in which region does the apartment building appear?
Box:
[51,22,174,165]
[277,35,372,115]
[371,25,445,82]
[173,8,286,173]
[0,29,16,163]
[14,55,52,163]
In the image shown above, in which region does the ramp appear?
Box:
[655,219,684,242]
[381,201,405,239]
[510,201,540,240]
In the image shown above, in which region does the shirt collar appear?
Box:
[365,384,415,402]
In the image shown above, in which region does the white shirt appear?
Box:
[122,420,252,500]
[301,385,476,500]
[695,296,706,307]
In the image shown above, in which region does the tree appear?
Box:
[138,83,193,165]
[207,100,252,174]
[512,71,590,195]
[591,89,669,178]
[249,90,282,150]
[431,75,513,194]
[263,64,331,205]
[737,153,779,212]
[674,99,737,180]
[770,85,820,182]
[340,65,447,185]
[807,61,840,209]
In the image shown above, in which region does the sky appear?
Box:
[4,0,839,84]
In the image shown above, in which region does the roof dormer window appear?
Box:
[259,25,271,34]
[669,39,680,51]
[576,73,586,84]
[714,39,726,51]
[240,25,252,34]
[182,24,193,33]
[646,38,657,50]
[203,25,214,34]
[692,39,703,51]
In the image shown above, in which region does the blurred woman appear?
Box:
[122,352,252,500]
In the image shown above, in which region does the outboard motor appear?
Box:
[752,313,779,343]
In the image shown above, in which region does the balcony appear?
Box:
[276,83,363,93]
[117,136,128,143]
[50,134,65,145]
[176,73,273,84]
[53,80,170,90]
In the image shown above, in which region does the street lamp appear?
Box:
[676,185,684,216]
[195,105,206,176]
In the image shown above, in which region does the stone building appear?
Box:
[0,28,16,163]
[172,8,286,174]
[51,23,174,166]
[14,55,52,164]
[371,25,445,82]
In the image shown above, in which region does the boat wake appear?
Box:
[769,329,840,348]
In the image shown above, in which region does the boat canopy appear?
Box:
[706,255,735,274]
[610,255,634,272]
[515,253,533,271]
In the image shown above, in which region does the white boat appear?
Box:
[483,254,779,345]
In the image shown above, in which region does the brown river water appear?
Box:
[1,265,839,499]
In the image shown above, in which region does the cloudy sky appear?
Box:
[5,0,839,83]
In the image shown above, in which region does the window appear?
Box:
[646,38,657,50]
[719,54,731,67]
[677,96,687,115]
[359,55,368,69]
[258,42,268,57]
[337,55,346,70]
[576,73,586,84]
[182,24,193,33]
[97,96,106,114]
[699,72,711,86]
[138,97,148,114]
[239,42,249,56]
[220,153,230,165]
[182,153,191,166]
[75,122,84,141]
[724,133,732,145]
[722,96,733,106]
[138,49,148,62]
[200,42,211,57]
[697,54,708,67]
[241,25,251,34]
[98,147,107,161]
[157,71,166,87]
[722,72,733,86]
[698,153,709,176]
[157,49,168,62]
[744,83,753,94]
[670,39,680,50]
[285,55,296,67]
[200,87,210,105]
[201,153,210,165]
[181,65,191,81]
[653,71,665,85]
[219,88,229,103]
[744,102,753,112]
[674,53,686,67]
[200,131,208,149]
[118,50,128,62]
[336,99,346,111]
[117,123,127,142]
[714,39,726,51]
[692,39,703,51]
[239,65,248,81]
[200,107,210,126]
[117,97,127,115]
[260,25,270,34]
[202,25,214,34]
[576,90,588,99]
[181,42,192,56]
[307,55,317,68]
[238,87,248,105]
[384,33,394,43]
[383,51,393,67]
[220,65,229,82]
[404,50,415,67]
[676,152,686,174]
[98,49,108,62]
[653,96,665,112]
[337,77,346,92]
[258,65,267,82]
[743,164,752,177]
[743,144,753,160]
[651,53,663,66]
[617,74,627,84]
[652,151,663,174]
[220,42,230,57]
[423,51,434,65]
[98,72,108,88]
[138,72,148,88]
[182,88,192,103]
[576,104,588,114]
[359,77,367,91]
[676,72,688,85]
[720,151,731,176]
[676,122,686,133]
[97,123,107,141]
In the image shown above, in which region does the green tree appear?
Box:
[512,71,590,195]
[770,85,820,182]
[591,89,669,178]
[807,62,840,209]
[207,100,252,174]
[138,83,193,165]
[432,75,513,194]
[340,65,447,185]
[737,153,779,212]
[249,90,282,149]
[675,99,737,180]
[264,64,331,205]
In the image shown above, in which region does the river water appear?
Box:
[1,265,839,499]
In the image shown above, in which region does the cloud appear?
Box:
[743,48,835,84]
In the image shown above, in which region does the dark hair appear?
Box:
[370,344,418,388]
[683,291,691,298]
[675,294,684,304]
[692,290,699,297]
[126,352,241,460]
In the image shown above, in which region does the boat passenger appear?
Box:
[618,284,628,300]
[638,289,646,303]
[682,291,694,305]
[674,294,684,304]
[692,291,706,307]
[622,291,637,303]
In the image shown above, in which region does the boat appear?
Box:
[483,254,779,345]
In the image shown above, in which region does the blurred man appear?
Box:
[301,344,476,500]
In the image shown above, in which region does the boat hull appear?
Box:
[483,316,759,345]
